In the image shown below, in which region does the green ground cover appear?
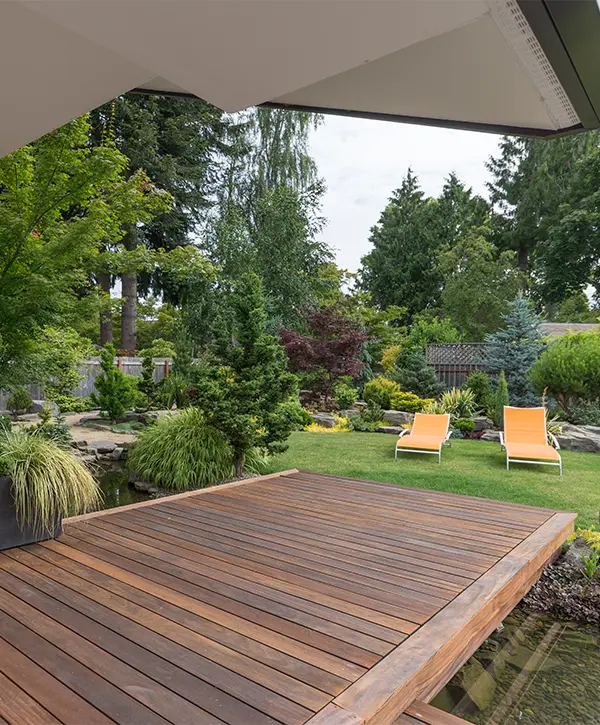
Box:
[268,432,600,528]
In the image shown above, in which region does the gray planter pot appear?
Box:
[0,475,61,551]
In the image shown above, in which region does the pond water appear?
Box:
[97,465,148,509]
[432,607,600,725]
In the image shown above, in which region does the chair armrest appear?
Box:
[445,430,453,441]
[499,431,504,445]
[548,432,560,450]
[397,429,410,439]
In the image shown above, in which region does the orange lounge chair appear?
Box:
[395,413,451,464]
[500,406,562,476]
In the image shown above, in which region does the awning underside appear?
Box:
[1,0,599,156]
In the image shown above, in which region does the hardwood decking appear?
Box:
[0,470,575,725]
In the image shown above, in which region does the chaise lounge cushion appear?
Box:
[505,442,560,462]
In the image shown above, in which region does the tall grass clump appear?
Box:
[127,408,237,490]
[0,430,101,534]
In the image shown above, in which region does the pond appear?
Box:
[97,464,148,509]
[432,606,600,725]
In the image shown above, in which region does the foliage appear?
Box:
[493,371,510,428]
[545,412,563,438]
[0,415,10,434]
[333,381,358,410]
[580,551,599,581]
[304,416,352,433]
[551,291,598,323]
[52,395,93,413]
[34,327,94,409]
[403,315,462,352]
[0,429,100,533]
[363,378,401,410]
[380,345,403,373]
[280,305,368,405]
[389,391,434,413]
[572,529,600,553]
[139,338,175,359]
[453,418,476,434]
[424,387,479,420]
[529,331,600,415]
[439,228,522,340]
[566,399,600,427]
[154,371,189,410]
[391,350,444,398]
[464,371,493,412]
[27,408,72,449]
[139,353,155,400]
[6,388,32,418]
[93,344,137,422]
[277,400,313,430]
[486,297,544,406]
[349,401,385,432]
[191,273,298,475]
[127,408,235,490]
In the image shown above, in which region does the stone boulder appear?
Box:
[29,400,59,415]
[473,417,494,432]
[557,424,600,453]
[339,409,360,418]
[563,536,594,568]
[383,410,414,426]
[309,413,338,428]
[87,440,117,454]
[376,426,404,435]
[481,430,501,443]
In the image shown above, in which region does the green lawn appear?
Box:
[268,432,600,528]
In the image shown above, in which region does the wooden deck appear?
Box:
[0,469,575,725]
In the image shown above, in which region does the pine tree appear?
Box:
[192,273,298,476]
[93,344,136,422]
[391,350,444,398]
[493,371,510,428]
[486,297,544,406]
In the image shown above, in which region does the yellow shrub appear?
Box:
[570,527,600,552]
[380,345,403,373]
[304,416,351,433]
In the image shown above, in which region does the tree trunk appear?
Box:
[518,244,529,275]
[234,450,245,478]
[98,272,113,345]
[120,227,138,353]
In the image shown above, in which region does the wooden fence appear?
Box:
[0,357,173,409]
[426,343,497,388]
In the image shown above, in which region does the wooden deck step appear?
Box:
[397,700,472,724]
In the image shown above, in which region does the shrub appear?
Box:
[391,350,444,398]
[389,391,434,413]
[305,416,351,433]
[427,387,479,420]
[464,371,493,411]
[333,381,358,410]
[349,401,384,432]
[0,429,100,533]
[138,353,156,400]
[93,344,136,422]
[127,408,234,490]
[139,338,175,359]
[28,407,72,448]
[363,377,400,409]
[454,418,475,434]
[530,331,600,415]
[51,394,93,413]
[277,399,313,430]
[493,371,510,428]
[380,345,403,373]
[567,399,600,427]
[35,327,94,408]
[6,387,32,418]
[0,415,10,434]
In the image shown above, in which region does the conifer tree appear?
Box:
[486,297,543,406]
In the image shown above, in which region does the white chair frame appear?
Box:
[395,427,453,464]
[499,430,562,476]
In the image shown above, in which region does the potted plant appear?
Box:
[0,429,101,550]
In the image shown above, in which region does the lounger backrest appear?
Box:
[411,413,450,438]
[504,406,547,446]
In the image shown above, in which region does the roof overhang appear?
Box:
[1,0,600,157]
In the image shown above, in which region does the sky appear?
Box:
[309,115,502,272]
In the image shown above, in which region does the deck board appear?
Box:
[0,469,575,725]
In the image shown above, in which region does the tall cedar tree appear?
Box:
[91,94,240,348]
[280,306,369,405]
[486,297,544,407]
[192,273,298,476]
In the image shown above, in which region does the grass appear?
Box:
[267,432,600,528]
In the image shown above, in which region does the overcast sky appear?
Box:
[309,115,502,272]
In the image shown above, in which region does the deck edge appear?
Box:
[310,510,575,725]
[65,469,298,523]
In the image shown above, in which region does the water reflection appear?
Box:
[432,607,600,725]
[97,465,148,509]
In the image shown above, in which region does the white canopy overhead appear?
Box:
[1,0,599,156]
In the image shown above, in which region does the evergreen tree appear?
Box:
[93,344,136,422]
[486,298,544,406]
[391,350,444,398]
[192,273,298,476]
[493,371,510,428]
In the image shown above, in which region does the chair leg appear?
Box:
[559,457,563,476]
[395,447,398,459]
[506,455,510,471]
[438,450,441,464]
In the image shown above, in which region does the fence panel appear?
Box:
[426,343,495,388]
[0,358,173,410]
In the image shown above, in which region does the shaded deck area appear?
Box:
[0,470,575,725]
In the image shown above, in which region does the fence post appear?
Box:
[164,359,170,378]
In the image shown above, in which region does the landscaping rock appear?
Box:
[383,410,414,426]
[339,409,360,418]
[133,481,152,492]
[310,413,337,428]
[142,410,172,422]
[376,426,403,435]
[481,430,501,442]
[79,415,102,425]
[75,440,89,450]
[557,423,600,453]
[563,536,594,568]
[110,447,124,461]
[28,400,59,415]
[87,441,117,454]
[353,401,367,410]
[148,487,159,494]
[123,412,145,423]
[472,417,494,432]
